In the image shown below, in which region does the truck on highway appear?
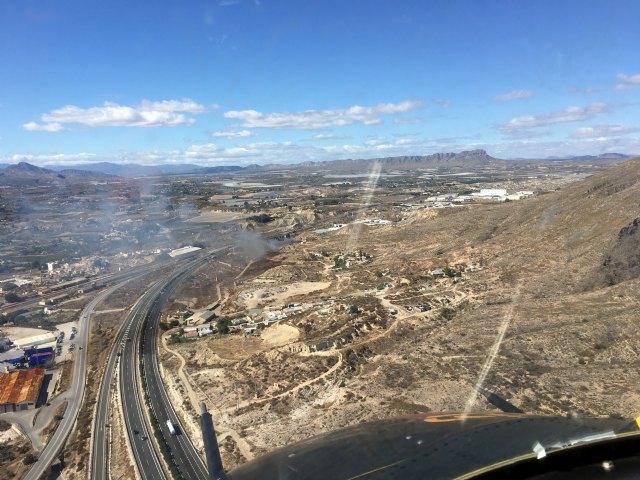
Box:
[166,419,176,435]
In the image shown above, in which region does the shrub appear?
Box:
[248,213,273,223]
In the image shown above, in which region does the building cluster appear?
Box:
[314,218,392,236]
[0,367,45,413]
[0,329,70,373]
[177,302,314,340]
[183,323,214,339]
[469,189,534,202]
[399,188,535,211]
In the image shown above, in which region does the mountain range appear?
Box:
[0,151,634,178]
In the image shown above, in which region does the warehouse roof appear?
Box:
[0,368,45,405]
[13,332,57,349]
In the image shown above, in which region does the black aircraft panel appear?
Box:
[227,413,640,480]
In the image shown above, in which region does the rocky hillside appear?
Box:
[600,217,640,286]
[298,155,640,418]
[257,149,501,172]
[459,156,640,294]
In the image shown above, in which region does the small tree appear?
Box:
[1,282,18,291]
[4,292,21,303]
[349,305,359,315]
[216,319,229,334]
[334,257,347,269]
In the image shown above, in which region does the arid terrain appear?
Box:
[157,158,640,470]
[2,155,638,477]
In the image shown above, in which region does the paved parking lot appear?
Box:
[54,321,79,363]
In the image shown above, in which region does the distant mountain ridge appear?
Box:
[44,162,244,177]
[3,161,54,175]
[0,161,116,182]
[544,152,632,161]
[256,149,500,171]
[1,150,635,178]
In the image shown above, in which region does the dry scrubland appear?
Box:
[164,158,640,470]
[0,419,31,480]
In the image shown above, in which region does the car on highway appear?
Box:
[167,419,177,436]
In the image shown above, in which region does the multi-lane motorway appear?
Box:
[138,264,210,480]
[93,250,222,479]
[90,279,165,480]
[114,278,170,480]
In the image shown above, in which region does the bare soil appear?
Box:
[158,159,640,471]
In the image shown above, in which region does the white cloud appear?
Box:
[492,89,535,101]
[312,133,351,140]
[499,102,612,134]
[365,138,386,146]
[615,73,640,90]
[432,98,452,108]
[23,98,206,131]
[136,99,206,114]
[210,130,254,138]
[223,100,422,129]
[394,117,422,124]
[394,138,421,146]
[22,121,66,132]
[569,124,639,139]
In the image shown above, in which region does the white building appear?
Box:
[168,246,202,258]
[185,310,216,325]
[183,323,214,337]
[472,188,507,197]
[13,332,58,349]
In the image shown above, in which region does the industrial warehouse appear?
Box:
[0,368,45,413]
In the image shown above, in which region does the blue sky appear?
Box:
[1,0,639,166]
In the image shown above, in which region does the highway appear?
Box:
[92,259,198,480]
[107,251,220,480]
[90,280,163,480]
[116,279,169,480]
[93,238,286,479]
[22,280,133,480]
[138,262,211,480]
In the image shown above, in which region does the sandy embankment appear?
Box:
[238,281,331,309]
[260,324,300,347]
